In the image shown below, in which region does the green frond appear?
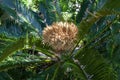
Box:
[78,0,120,39]
[103,0,120,10]
[75,48,117,80]
[78,1,120,40]
[0,2,40,33]
[0,38,26,62]
[62,61,87,80]
[0,34,17,42]
[0,72,13,80]
[0,53,51,72]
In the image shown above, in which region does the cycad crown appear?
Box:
[42,22,78,52]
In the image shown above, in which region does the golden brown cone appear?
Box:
[42,22,78,52]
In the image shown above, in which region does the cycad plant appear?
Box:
[0,0,120,80]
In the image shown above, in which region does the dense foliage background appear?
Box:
[0,0,120,80]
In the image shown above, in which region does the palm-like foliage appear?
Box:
[0,0,120,80]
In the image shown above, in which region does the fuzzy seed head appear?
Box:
[42,22,78,52]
